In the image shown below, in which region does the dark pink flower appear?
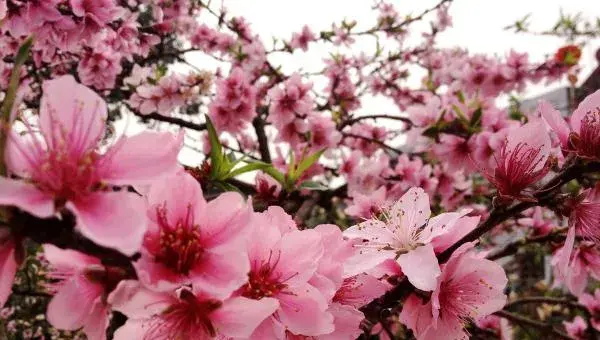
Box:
[110,281,278,339]
[484,122,552,201]
[208,67,257,133]
[135,171,251,297]
[400,243,508,339]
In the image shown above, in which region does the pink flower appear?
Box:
[345,186,386,219]
[484,122,552,201]
[70,0,123,26]
[517,207,553,236]
[344,187,472,291]
[476,315,513,340]
[400,243,508,339]
[77,48,123,90]
[541,90,600,160]
[579,289,600,331]
[564,316,587,340]
[43,244,111,340]
[242,208,334,338]
[110,281,279,339]
[290,25,316,51]
[0,76,183,254]
[432,134,476,173]
[135,171,251,297]
[0,228,18,308]
[307,115,342,151]
[267,73,314,128]
[0,1,6,21]
[208,67,257,133]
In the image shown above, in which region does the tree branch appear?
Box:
[494,310,573,339]
[252,117,272,163]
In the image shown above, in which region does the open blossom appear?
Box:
[484,121,552,201]
[579,289,600,331]
[345,186,387,219]
[241,207,334,338]
[290,25,316,51]
[400,242,508,340]
[343,187,474,291]
[267,73,314,137]
[564,316,587,340]
[70,0,123,26]
[208,67,257,133]
[43,244,113,340]
[541,90,600,160]
[554,185,600,294]
[134,171,251,297]
[432,134,476,173]
[0,76,183,254]
[110,281,278,339]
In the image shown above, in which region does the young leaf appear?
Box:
[298,181,329,191]
[205,115,223,178]
[293,149,325,182]
[224,162,273,180]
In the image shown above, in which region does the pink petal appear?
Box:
[399,294,434,338]
[248,317,286,340]
[82,299,109,340]
[212,296,279,338]
[343,220,398,276]
[277,284,334,336]
[318,303,364,340]
[190,250,249,300]
[146,170,206,229]
[4,131,43,178]
[43,244,100,271]
[571,89,600,133]
[336,273,389,308]
[39,75,107,155]
[68,191,146,255]
[0,240,17,307]
[277,229,324,287]
[108,280,172,319]
[391,187,431,235]
[556,226,576,284]
[100,131,183,185]
[0,178,54,218]
[506,122,551,172]
[199,192,251,250]
[264,206,297,234]
[47,277,103,330]
[431,215,480,254]
[397,244,441,291]
[113,320,145,340]
[539,100,570,148]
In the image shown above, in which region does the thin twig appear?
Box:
[495,310,573,340]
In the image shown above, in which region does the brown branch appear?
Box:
[252,117,272,163]
[487,227,568,261]
[339,114,413,129]
[342,132,403,155]
[494,310,573,339]
[504,296,586,311]
[137,112,207,131]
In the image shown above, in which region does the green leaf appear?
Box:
[469,107,483,128]
[293,149,325,182]
[224,162,273,180]
[205,115,223,178]
[1,37,33,177]
[298,181,329,191]
[263,167,286,186]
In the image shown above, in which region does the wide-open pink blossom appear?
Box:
[0,75,183,255]
[344,187,473,291]
[400,242,508,340]
[541,90,600,160]
[43,244,110,340]
[135,171,251,298]
[110,281,278,339]
[241,208,334,338]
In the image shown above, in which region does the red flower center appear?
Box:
[152,205,204,275]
